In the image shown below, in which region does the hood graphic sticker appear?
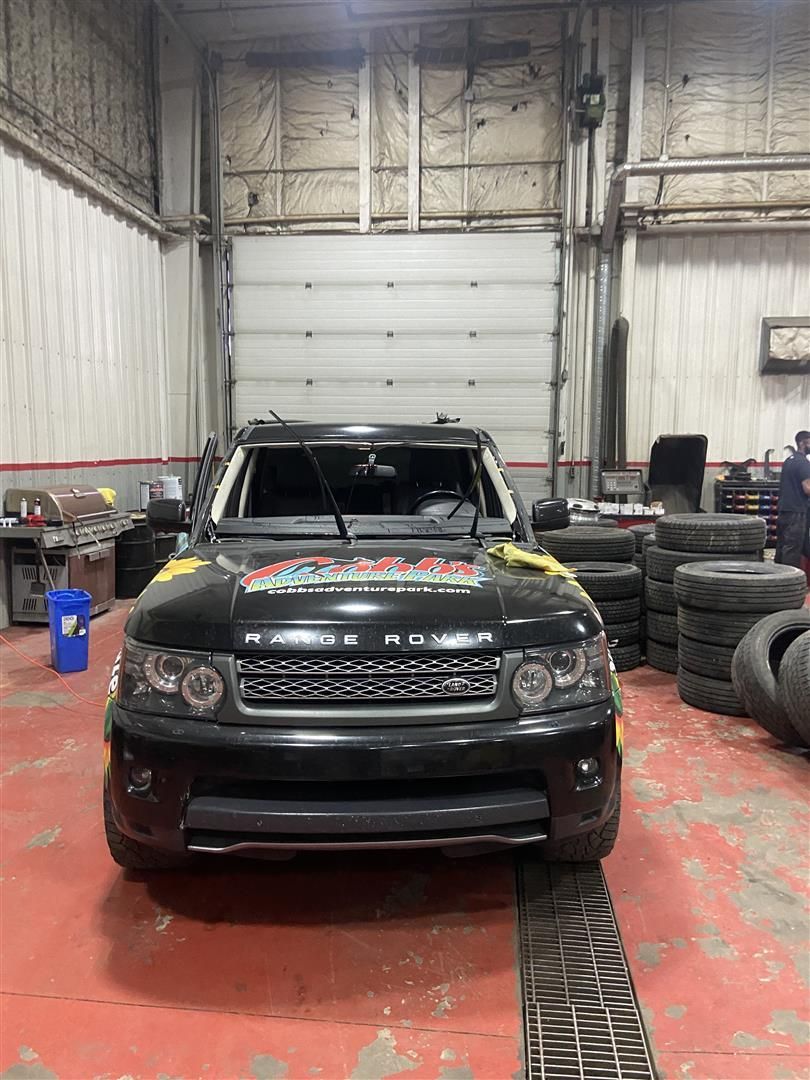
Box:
[241,555,488,594]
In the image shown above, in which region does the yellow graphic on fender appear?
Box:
[152,556,210,583]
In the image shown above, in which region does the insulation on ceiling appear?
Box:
[639,0,810,206]
[0,0,157,212]
[217,13,564,227]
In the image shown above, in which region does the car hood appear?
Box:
[124,539,601,652]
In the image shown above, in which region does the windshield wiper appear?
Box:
[469,428,482,538]
[447,428,484,524]
[268,410,351,539]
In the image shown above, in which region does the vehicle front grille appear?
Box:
[236,651,500,703]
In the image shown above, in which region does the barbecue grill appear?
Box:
[2,486,133,622]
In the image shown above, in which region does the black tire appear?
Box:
[645,579,676,614]
[595,597,641,622]
[642,533,657,553]
[731,611,810,745]
[677,669,747,717]
[104,792,189,870]
[604,620,641,647]
[646,610,678,645]
[611,644,641,671]
[656,513,766,553]
[539,790,621,862]
[572,562,642,600]
[632,552,644,572]
[674,561,807,613]
[678,606,764,648]
[537,526,635,563]
[779,633,810,745]
[628,523,656,552]
[646,639,678,674]
[646,545,759,584]
[678,636,736,681]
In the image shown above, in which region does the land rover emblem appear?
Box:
[442,677,470,695]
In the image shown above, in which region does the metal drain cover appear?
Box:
[517,860,657,1080]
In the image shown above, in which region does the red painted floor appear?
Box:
[1,603,808,1080]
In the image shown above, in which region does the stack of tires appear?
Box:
[674,558,806,716]
[731,612,810,745]
[536,526,641,671]
[643,514,763,676]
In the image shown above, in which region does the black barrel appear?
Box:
[116,515,156,598]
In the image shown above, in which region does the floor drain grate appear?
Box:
[517,860,657,1080]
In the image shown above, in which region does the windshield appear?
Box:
[211,442,518,538]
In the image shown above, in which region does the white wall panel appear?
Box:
[624,230,810,479]
[0,140,168,503]
[231,232,558,504]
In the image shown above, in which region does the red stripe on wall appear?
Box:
[0,456,201,471]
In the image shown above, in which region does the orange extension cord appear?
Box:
[0,633,105,709]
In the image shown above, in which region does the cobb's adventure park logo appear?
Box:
[241,555,488,594]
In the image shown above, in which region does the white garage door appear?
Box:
[230,232,559,505]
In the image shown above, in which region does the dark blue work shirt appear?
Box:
[778,451,810,513]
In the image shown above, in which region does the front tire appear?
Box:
[104,792,189,870]
[538,790,621,863]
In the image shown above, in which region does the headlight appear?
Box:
[512,633,611,713]
[118,639,225,718]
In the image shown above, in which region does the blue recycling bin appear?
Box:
[46,589,92,673]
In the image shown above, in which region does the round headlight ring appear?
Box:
[512,660,553,709]
[144,652,187,693]
[547,647,587,688]
[181,665,225,711]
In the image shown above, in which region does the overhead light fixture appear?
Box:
[245,47,366,69]
[415,40,530,66]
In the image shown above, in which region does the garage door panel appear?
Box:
[231,232,558,504]
[233,286,557,336]
[233,336,554,381]
[233,233,559,285]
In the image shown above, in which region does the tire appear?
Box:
[628,523,656,553]
[632,553,644,572]
[646,639,678,674]
[611,644,641,671]
[645,578,676,614]
[642,533,657,553]
[539,790,621,862]
[779,632,810,745]
[595,597,641,622]
[677,669,747,717]
[104,792,189,871]
[731,611,810,745]
[604,621,641,647]
[646,545,759,583]
[674,561,807,613]
[656,513,766,554]
[678,636,736,680]
[646,610,678,645]
[572,562,642,600]
[537,526,635,563]
[678,606,764,648]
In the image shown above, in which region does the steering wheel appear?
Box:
[408,490,469,515]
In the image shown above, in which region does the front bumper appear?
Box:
[106,701,619,855]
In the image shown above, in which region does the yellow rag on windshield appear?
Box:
[487,542,589,597]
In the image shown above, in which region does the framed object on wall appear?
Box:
[760,317,810,375]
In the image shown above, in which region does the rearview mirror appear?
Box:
[350,463,398,479]
[147,498,188,533]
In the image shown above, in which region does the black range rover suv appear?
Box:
[103,420,621,867]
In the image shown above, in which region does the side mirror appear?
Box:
[147,498,188,533]
[532,498,570,530]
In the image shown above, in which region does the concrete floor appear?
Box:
[0,602,807,1080]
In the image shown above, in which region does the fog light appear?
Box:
[577,757,600,779]
[129,766,152,791]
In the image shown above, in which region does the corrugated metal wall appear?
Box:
[0,140,168,509]
[625,229,810,481]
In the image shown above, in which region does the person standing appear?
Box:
[775,430,810,569]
